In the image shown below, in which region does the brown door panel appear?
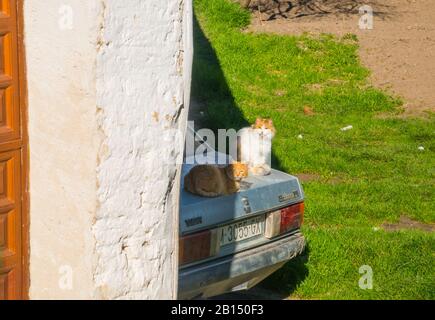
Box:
[0,0,20,143]
[0,0,26,300]
[0,150,21,299]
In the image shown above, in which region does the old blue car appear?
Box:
[178,141,306,299]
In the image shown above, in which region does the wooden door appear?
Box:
[0,0,27,300]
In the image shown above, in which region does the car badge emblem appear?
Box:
[241,197,252,214]
[279,191,299,202]
[185,216,203,227]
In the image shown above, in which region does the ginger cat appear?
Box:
[184,162,248,198]
[238,118,276,176]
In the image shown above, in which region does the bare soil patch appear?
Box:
[295,173,321,182]
[381,216,434,232]
[246,0,435,116]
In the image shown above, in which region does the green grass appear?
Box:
[192,0,435,299]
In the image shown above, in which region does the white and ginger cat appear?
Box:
[238,118,276,176]
[184,162,248,198]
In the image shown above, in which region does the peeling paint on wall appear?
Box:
[93,0,193,299]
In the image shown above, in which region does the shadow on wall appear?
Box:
[185,11,309,299]
[240,0,393,21]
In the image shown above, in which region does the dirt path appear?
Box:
[246,0,435,116]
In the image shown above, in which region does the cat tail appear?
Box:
[196,189,221,198]
[250,164,272,176]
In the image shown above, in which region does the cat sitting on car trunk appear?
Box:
[238,118,276,176]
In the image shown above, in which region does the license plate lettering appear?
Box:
[219,216,264,247]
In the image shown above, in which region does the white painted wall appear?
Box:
[25,0,193,299]
[25,0,99,300]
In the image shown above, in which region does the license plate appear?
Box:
[219,215,265,247]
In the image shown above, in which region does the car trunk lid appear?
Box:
[180,164,304,236]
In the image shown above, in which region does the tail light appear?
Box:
[179,229,220,266]
[265,202,304,239]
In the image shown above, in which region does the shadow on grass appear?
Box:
[260,244,310,297]
[189,14,250,131]
[189,13,287,172]
[188,11,309,298]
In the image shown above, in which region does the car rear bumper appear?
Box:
[178,232,306,300]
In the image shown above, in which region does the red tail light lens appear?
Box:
[179,230,219,266]
[265,202,304,239]
[280,202,304,233]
